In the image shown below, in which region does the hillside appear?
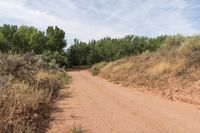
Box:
[97,35,200,105]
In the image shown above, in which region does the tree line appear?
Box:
[0,24,166,67]
[0,24,66,53]
[0,24,68,66]
[67,35,166,66]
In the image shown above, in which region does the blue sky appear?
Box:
[0,0,200,44]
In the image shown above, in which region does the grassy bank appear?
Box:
[0,53,70,132]
[95,35,200,104]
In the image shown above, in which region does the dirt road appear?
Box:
[48,70,200,133]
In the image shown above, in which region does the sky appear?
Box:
[0,0,200,45]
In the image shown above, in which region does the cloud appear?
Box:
[0,0,199,44]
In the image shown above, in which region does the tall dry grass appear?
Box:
[0,53,70,133]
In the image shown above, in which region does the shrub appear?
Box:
[179,36,200,66]
[0,53,69,132]
[42,50,68,68]
[71,125,83,133]
[91,62,107,75]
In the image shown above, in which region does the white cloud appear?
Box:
[0,0,199,44]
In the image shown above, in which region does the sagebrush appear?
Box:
[0,53,69,133]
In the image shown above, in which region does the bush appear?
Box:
[0,53,69,132]
[42,50,68,68]
[179,36,200,66]
[91,62,107,75]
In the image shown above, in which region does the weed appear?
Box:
[71,125,83,133]
[0,53,69,132]
[91,62,107,75]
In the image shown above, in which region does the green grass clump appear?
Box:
[91,62,107,75]
[71,125,83,133]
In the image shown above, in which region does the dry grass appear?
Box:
[147,61,170,76]
[0,53,70,133]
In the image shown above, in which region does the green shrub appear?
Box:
[71,125,83,133]
[91,62,107,75]
[42,50,68,68]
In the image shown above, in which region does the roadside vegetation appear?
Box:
[0,24,69,132]
[91,62,107,75]
[99,35,200,104]
[71,125,83,133]
[0,53,70,132]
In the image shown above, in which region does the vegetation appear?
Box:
[71,125,83,133]
[0,24,67,67]
[67,35,166,66]
[0,53,70,132]
[91,62,107,75]
[0,24,166,68]
[99,35,200,104]
[0,24,71,132]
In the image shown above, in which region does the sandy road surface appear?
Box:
[48,70,200,133]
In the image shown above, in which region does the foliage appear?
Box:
[42,50,68,68]
[0,24,167,67]
[46,26,66,52]
[67,35,166,66]
[0,53,70,132]
[91,62,107,75]
[0,24,67,67]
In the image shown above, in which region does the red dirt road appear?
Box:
[48,70,200,133]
